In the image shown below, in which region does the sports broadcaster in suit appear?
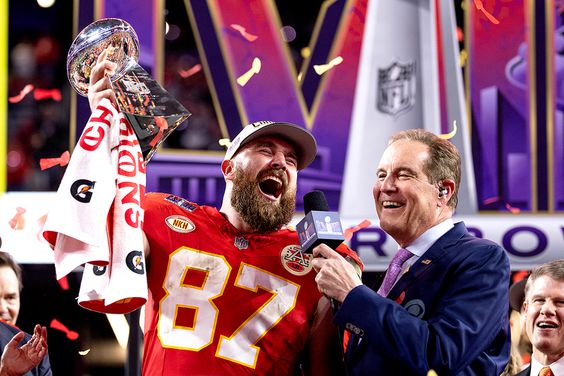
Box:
[312,129,511,375]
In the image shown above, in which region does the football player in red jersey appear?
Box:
[89,56,362,375]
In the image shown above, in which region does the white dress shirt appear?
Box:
[530,354,564,376]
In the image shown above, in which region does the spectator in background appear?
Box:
[502,274,532,375]
[0,252,22,325]
[0,252,51,376]
[516,260,564,376]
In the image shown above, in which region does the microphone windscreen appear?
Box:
[303,190,330,214]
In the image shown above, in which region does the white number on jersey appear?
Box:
[158,247,300,368]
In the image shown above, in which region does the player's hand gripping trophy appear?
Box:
[67,18,191,163]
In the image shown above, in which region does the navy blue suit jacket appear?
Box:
[334,222,510,375]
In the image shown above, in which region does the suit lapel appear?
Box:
[388,222,467,300]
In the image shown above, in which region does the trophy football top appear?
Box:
[67,18,140,97]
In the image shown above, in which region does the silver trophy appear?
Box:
[67,18,191,163]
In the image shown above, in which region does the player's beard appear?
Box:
[231,165,296,233]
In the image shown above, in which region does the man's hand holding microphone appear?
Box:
[297,190,362,304]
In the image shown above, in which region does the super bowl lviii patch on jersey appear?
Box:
[165,215,196,233]
[280,245,313,276]
[164,194,197,212]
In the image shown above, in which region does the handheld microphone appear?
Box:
[296,190,345,254]
[297,190,346,314]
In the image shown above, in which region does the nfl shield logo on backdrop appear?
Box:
[377,60,416,117]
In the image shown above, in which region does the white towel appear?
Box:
[43,98,147,314]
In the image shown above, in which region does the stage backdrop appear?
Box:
[1,0,563,271]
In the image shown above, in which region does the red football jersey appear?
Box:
[141,193,359,375]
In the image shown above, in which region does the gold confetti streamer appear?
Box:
[313,56,344,75]
[219,138,232,148]
[438,120,458,140]
[236,58,261,87]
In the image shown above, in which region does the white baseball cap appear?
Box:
[224,121,317,170]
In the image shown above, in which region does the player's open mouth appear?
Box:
[259,175,283,199]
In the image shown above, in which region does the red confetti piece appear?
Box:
[512,270,529,284]
[344,219,371,242]
[342,331,351,353]
[456,27,464,42]
[179,64,202,78]
[230,24,258,42]
[483,196,500,205]
[50,318,79,340]
[149,117,168,148]
[395,291,406,305]
[39,151,70,170]
[474,0,500,24]
[36,214,48,243]
[8,84,35,103]
[33,88,62,102]
[57,276,70,291]
[8,207,26,230]
[505,203,520,214]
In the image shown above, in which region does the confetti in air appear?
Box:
[505,203,520,214]
[230,24,258,42]
[218,138,232,148]
[438,121,458,140]
[313,56,344,75]
[57,276,70,291]
[34,88,62,102]
[36,213,48,244]
[459,50,468,68]
[395,291,406,305]
[474,0,500,24]
[8,207,26,230]
[50,318,79,340]
[8,84,35,103]
[344,219,371,242]
[237,58,261,87]
[78,349,91,356]
[40,151,70,170]
[456,27,464,42]
[483,196,500,205]
[179,64,202,78]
